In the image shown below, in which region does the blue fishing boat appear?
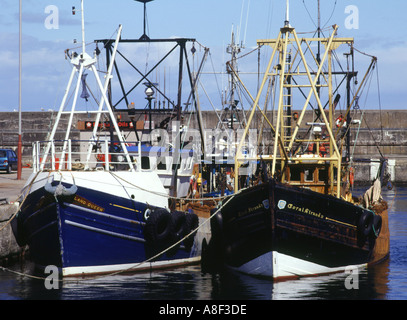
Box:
[12,0,212,277]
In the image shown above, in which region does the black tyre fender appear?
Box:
[357,210,374,240]
[164,211,187,257]
[143,209,173,244]
[210,209,223,240]
[171,211,187,240]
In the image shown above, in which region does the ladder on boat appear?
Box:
[281,52,293,151]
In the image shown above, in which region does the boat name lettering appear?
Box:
[237,202,266,217]
[248,203,263,213]
[287,203,324,219]
[73,195,105,212]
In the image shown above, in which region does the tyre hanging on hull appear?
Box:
[357,210,374,245]
[171,211,188,240]
[144,208,174,259]
[144,209,200,258]
[210,209,223,241]
[168,210,199,253]
[166,211,187,257]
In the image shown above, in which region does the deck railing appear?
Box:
[33,139,143,173]
[32,139,196,175]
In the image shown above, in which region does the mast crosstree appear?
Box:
[233,15,356,198]
[39,1,133,172]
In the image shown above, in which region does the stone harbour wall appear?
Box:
[0,204,27,265]
[0,110,406,183]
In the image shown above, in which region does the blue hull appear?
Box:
[15,182,201,276]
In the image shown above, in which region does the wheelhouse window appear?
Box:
[304,168,315,182]
[318,168,328,182]
[141,156,150,170]
[290,167,301,182]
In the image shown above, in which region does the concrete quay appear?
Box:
[0,169,32,264]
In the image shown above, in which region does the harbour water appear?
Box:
[0,185,406,301]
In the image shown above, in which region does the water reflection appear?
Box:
[0,253,395,300]
[211,261,390,300]
[0,186,405,300]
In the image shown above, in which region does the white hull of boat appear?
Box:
[228,251,367,281]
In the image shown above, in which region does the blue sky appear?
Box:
[1,0,406,112]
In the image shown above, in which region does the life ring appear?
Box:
[143,209,173,245]
[336,115,347,128]
[357,210,374,243]
[372,214,382,238]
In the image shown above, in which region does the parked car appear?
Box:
[0,149,18,173]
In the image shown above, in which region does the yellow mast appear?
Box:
[233,21,354,198]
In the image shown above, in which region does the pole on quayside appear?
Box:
[17,0,22,180]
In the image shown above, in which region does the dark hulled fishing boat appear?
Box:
[202,2,390,280]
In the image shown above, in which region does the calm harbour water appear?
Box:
[0,185,406,301]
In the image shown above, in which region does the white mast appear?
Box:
[39,0,132,172]
[81,0,86,54]
[285,0,290,27]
